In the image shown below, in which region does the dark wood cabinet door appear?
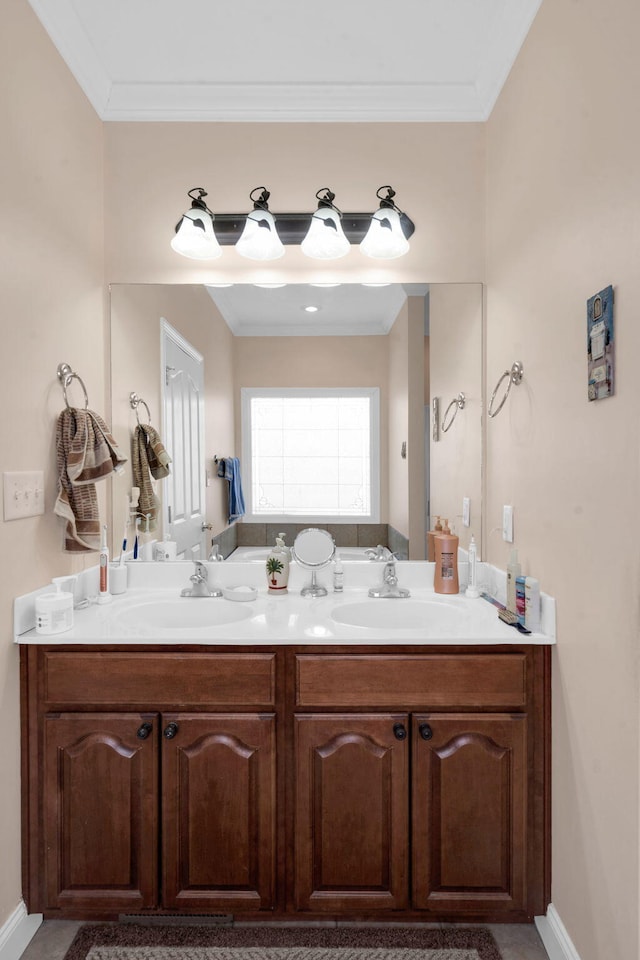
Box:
[43,713,158,912]
[294,714,409,912]
[412,713,527,916]
[162,713,276,911]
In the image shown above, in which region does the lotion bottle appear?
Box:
[506,549,521,613]
[434,525,459,594]
[465,535,480,598]
[266,537,289,594]
[427,516,442,562]
[333,554,344,592]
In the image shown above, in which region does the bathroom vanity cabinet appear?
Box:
[21,644,550,923]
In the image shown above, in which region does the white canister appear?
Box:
[35,576,76,635]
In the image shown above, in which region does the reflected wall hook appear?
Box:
[441,392,466,433]
[488,361,524,419]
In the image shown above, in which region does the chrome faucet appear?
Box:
[365,544,393,561]
[368,558,410,598]
[180,560,222,598]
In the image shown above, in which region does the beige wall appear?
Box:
[486,1,640,958]
[110,285,235,543]
[234,334,390,521]
[0,0,104,927]
[429,284,483,552]
[104,122,485,286]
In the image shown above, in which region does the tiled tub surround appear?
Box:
[226,522,409,559]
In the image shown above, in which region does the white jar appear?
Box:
[36,576,76,635]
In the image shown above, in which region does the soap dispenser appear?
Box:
[36,576,77,635]
[266,537,290,594]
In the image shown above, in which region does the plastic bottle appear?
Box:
[98,525,111,604]
[465,535,480,598]
[506,549,521,614]
[333,554,344,592]
[140,514,154,561]
[427,516,442,562]
[35,576,77,635]
[525,577,541,632]
[434,526,459,594]
[266,537,290,594]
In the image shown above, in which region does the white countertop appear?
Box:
[15,561,556,646]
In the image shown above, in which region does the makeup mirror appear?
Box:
[292,528,336,597]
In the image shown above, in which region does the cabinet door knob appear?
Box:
[393,722,407,741]
[136,722,153,740]
[419,722,433,741]
[163,721,179,740]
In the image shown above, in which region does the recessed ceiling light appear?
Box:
[207,283,234,288]
[253,283,287,288]
[361,282,391,287]
[304,305,319,313]
[310,282,342,288]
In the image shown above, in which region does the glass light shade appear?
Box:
[235,209,285,261]
[170,209,222,260]
[360,207,410,259]
[301,208,350,260]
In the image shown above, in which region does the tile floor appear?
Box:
[19,919,551,960]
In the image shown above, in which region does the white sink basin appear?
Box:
[116,598,254,631]
[330,599,464,631]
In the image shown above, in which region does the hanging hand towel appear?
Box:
[131,423,171,532]
[54,408,127,553]
[217,457,246,523]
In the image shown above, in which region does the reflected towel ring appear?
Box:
[57,363,89,410]
[129,392,152,425]
[441,393,466,433]
[488,361,524,418]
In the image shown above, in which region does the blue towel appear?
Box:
[217,457,246,523]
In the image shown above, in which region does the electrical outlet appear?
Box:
[462,497,470,527]
[3,470,45,520]
[502,504,514,542]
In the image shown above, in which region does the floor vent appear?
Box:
[119,914,234,926]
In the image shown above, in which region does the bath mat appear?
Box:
[63,924,503,960]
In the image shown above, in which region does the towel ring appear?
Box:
[488,361,524,418]
[57,363,89,411]
[441,393,466,433]
[129,392,152,425]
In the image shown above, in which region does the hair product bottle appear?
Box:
[434,526,459,594]
[427,516,443,561]
[506,549,521,613]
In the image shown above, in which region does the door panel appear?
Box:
[162,714,276,911]
[412,713,527,914]
[294,714,409,912]
[162,321,205,559]
[43,713,158,911]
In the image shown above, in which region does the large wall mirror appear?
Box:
[109,282,483,560]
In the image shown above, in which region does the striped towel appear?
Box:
[54,408,127,552]
[131,423,172,532]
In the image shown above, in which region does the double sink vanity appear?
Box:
[17,558,553,925]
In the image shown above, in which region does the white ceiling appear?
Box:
[206,283,428,336]
[27,0,541,121]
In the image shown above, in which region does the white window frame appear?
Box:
[241,387,380,524]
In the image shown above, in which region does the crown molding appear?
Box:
[103,80,485,122]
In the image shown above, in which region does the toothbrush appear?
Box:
[133,518,140,560]
[119,499,128,566]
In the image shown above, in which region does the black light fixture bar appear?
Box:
[206,211,415,245]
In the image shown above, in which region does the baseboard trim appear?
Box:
[535,904,582,960]
[0,902,42,960]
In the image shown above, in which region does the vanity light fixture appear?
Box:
[170,188,222,260]
[359,186,411,259]
[300,188,351,261]
[170,185,415,260]
[235,187,285,261]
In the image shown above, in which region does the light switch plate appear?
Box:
[462,497,470,527]
[502,504,514,542]
[3,471,45,520]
